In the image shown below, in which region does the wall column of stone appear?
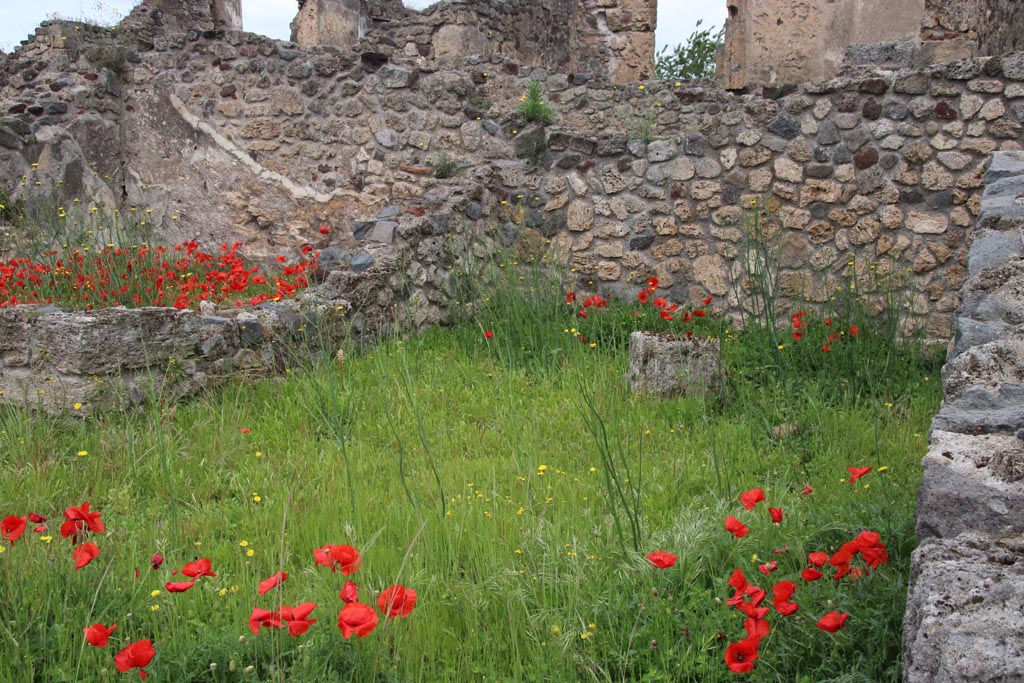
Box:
[572,0,657,83]
[291,0,365,49]
[902,151,1024,683]
[144,0,240,31]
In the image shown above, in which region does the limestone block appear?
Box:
[903,532,1024,683]
[625,332,725,399]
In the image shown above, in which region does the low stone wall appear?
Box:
[902,151,1024,683]
[2,15,1024,337]
[0,292,351,414]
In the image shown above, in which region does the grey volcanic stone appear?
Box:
[932,385,1024,434]
[625,332,725,398]
[967,229,1023,275]
[903,532,1024,683]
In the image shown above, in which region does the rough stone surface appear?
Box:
[625,332,725,399]
[904,150,1024,683]
[903,532,1024,683]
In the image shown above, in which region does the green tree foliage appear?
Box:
[655,20,724,81]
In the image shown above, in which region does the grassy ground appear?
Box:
[0,290,941,682]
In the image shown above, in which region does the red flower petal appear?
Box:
[724,634,761,673]
[817,610,849,633]
[724,516,749,539]
[646,551,677,569]
[1,515,27,544]
[340,580,359,603]
[768,507,783,524]
[73,542,100,570]
[165,581,195,593]
[83,622,117,648]
[114,639,155,676]
[847,466,872,483]
[378,584,417,618]
[801,567,823,582]
[337,601,378,638]
[739,488,765,510]
[258,571,287,595]
[181,558,216,578]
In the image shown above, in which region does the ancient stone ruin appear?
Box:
[0,2,1022,676]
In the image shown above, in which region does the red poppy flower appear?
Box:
[258,571,288,595]
[340,580,359,603]
[724,634,761,673]
[165,581,195,593]
[692,309,706,317]
[240,428,251,434]
[181,558,216,578]
[279,602,318,636]
[660,310,673,320]
[820,344,831,352]
[646,551,677,569]
[774,600,799,616]
[739,488,765,510]
[847,466,872,483]
[703,296,713,305]
[577,309,587,318]
[801,567,823,582]
[301,244,313,255]
[566,292,576,303]
[484,330,494,340]
[338,601,378,638]
[652,297,668,309]
[768,507,783,524]
[637,289,650,303]
[757,561,777,575]
[378,584,418,618]
[73,542,100,570]
[61,502,104,543]
[724,516,749,539]
[825,317,831,327]
[114,639,156,680]
[313,545,362,575]
[647,277,659,290]
[771,581,799,615]
[743,617,770,638]
[28,512,46,523]
[1,515,27,544]
[817,610,849,633]
[792,331,803,340]
[800,485,813,496]
[150,553,164,570]
[248,606,283,635]
[83,622,117,648]
[807,552,829,567]
[727,568,747,592]
[319,225,330,235]
[849,325,859,338]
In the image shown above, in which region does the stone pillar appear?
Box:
[143,0,240,31]
[290,0,366,49]
[718,0,929,89]
[572,0,657,84]
[212,0,242,31]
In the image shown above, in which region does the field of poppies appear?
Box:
[0,254,942,681]
[0,189,943,681]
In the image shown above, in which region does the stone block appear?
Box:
[625,332,725,399]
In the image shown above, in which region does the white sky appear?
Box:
[0,1,727,59]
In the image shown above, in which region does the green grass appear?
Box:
[0,298,941,682]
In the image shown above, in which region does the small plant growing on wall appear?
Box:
[518,81,555,125]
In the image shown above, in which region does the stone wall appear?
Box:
[290,0,655,84]
[1,14,1024,339]
[902,151,1024,683]
[718,0,1024,89]
[978,0,1024,57]
[0,293,353,414]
